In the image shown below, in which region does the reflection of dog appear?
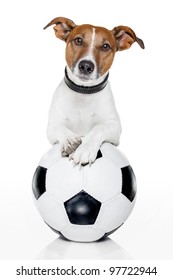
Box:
[44,17,144,165]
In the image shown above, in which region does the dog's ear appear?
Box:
[112,26,145,51]
[43,17,76,42]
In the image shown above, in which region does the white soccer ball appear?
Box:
[32,143,137,242]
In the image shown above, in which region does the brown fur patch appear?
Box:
[66,24,117,75]
[94,27,117,75]
[66,25,94,69]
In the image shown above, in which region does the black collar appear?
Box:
[64,68,109,94]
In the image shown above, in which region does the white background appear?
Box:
[0,0,173,262]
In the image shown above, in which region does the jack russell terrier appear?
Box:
[44,17,144,165]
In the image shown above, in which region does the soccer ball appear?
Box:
[32,143,137,242]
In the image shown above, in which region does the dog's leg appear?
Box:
[47,124,82,157]
[70,120,121,165]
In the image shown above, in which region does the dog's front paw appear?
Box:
[70,143,99,165]
[60,136,82,157]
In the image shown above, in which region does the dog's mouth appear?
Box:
[66,65,106,88]
[76,73,99,81]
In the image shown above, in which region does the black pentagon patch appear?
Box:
[32,166,47,200]
[45,222,67,240]
[81,150,102,166]
[121,166,137,202]
[96,149,102,159]
[64,190,101,225]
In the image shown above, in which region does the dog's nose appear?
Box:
[78,60,95,75]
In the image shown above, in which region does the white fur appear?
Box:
[90,27,96,53]
[47,77,122,165]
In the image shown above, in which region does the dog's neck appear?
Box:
[65,67,109,94]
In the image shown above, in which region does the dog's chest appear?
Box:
[64,96,101,135]
[54,80,115,136]
[58,83,103,134]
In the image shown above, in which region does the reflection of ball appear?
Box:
[32,143,137,242]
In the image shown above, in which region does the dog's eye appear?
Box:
[101,43,111,51]
[74,37,83,46]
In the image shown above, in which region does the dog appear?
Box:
[44,17,144,165]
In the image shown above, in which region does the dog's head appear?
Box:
[44,17,144,84]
